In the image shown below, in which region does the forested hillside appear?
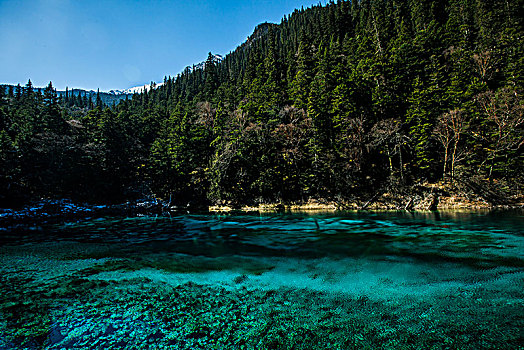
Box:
[1,0,523,207]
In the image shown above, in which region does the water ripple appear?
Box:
[1,211,523,267]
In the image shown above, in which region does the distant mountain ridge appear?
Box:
[0,84,130,106]
[1,53,224,103]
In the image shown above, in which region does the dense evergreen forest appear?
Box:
[1,0,523,207]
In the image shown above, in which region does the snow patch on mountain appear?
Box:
[106,53,224,95]
[108,82,165,95]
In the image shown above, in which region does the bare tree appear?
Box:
[476,88,524,179]
[195,101,216,130]
[344,115,366,172]
[433,109,468,180]
[370,118,410,180]
[473,51,494,82]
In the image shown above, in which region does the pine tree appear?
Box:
[42,81,63,132]
[203,52,218,100]
[406,76,438,176]
[96,88,103,108]
[289,31,314,110]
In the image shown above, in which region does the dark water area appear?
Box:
[2,210,523,266]
[1,210,523,349]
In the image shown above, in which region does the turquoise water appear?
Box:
[1,210,523,349]
[4,210,523,266]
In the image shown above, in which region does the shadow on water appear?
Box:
[1,210,523,269]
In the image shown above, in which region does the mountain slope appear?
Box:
[1,0,522,206]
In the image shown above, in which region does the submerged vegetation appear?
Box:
[1,0,523,207]
[2,270,522,349]
[0,212,523,349]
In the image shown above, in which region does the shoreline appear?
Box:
[208,195,524,213]
[1,191,522,226]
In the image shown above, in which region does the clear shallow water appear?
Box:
[1,210,523,349]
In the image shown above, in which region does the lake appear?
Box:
[1,210,523,349]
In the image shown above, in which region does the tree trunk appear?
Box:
[443,146,448,181]
[386,147,393,177]
[451,135,460,181]
[399,148,404,181]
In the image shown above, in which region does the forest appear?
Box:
[1,0,522,207]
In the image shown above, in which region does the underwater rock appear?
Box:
[233,274,248,284]
[47,325,65,344]
[103,324,116,336]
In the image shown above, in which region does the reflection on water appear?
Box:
[2,210,523,268]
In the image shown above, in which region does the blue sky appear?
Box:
[0,0,322,91]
